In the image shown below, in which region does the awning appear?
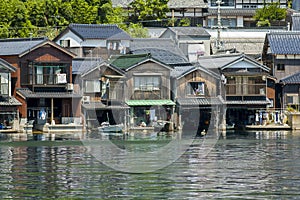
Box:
[177,97,224,107]
[126,99,175,106]
[17,88,82,99]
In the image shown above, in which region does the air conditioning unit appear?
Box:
[56,73,67,84]
[82,96,90,104]
[66,83,74,91]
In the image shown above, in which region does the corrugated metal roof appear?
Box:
[177,97,224,106]
[17,88,82,99]
[280,71,300,84]
[110,54,151,70]
[0,37,47,56]
[267,31,300,54]
[126,99,175,106]
[225,100,271,105]
[0,97,22,106]
[69,24,131,40]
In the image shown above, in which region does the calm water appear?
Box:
[1,130,300,199]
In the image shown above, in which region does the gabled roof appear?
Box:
[197,53,242,72]
[0,58,17,72]
[172,64,220,80]
[198,53,269,73]
[219,54,269,72]
[55,23,131,41]
[168,0,207,9]
[280,71,300,84]
[164,27,211,37]
[109,53,173,71]
[72,57,104,75]
[267,31,300,54]
[0,37,75,57]
[130,38,188,64]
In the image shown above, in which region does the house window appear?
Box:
[134,76,160,91]
[286,94,299,105]
[277,64,285,71]
[34,64,67,85]
[187,82,205,96]
[107,41,120,50]
[0,73,8,96]
[211,0,235,6]
[60,40,70,47]
[85,80,101,93]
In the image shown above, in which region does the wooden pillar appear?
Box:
[51,98,54,124]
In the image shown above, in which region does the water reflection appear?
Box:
[0,131,300,199]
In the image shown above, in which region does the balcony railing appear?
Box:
[35,73,67,85]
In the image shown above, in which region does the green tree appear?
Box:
[254,2,287,27]
[129,0,169,23]
[125,23,149,38]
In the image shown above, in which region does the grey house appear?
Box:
[160,27,211,62]
[53,23,132,59]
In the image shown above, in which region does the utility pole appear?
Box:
[216,0,223,49]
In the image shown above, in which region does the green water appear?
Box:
[0,130,300,199]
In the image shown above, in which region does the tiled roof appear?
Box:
[68,24,131,40]
[177,96,224,106]
[72,57,104,75]
[171,65,195,78]
[17,88,82,99]
[167,27,211,37]
[280,71,300,84]
[292,14,300,31]
[197,54,242,72]
[205,8,255,16]
[0,37,47,56]
[130,39,188,64]
[0,97,22,106]
[167,0,207,8]
[267,31,300,54]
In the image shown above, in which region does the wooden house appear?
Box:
[172,64,225,131]
[0,37,82,132]
[199,53,272,126]
[72,58,128,129]
[53,24,131,59]
[110,54,175,128]
[279,72,300,111]
[0,58,21,132]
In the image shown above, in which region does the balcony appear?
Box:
[35,73,67,85]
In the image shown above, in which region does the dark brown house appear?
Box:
[0,37,82,132]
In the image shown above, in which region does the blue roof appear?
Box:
[68,23,131,40]
[0,37,47,56]
[267,32,300,54]
[280,71,300,84]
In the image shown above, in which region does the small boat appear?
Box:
[98,122,123,133]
